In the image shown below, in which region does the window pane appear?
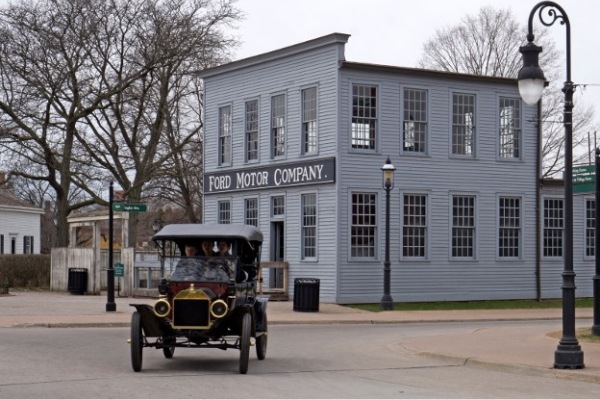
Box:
[351,193,377,258]
[403,194,427,258]
[499,98,521,158]
[403,88,427,153]
[452,195,475,258]
[351,84,377,150]
[245,100,259,161]
[302,194,317,259]
[219,106,231,165]
[302,87,317,154]
[543,198,563,257]
[499,197,521,258]
[272,95,285,157]
[452,93,475,156]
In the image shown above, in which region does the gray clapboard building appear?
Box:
[199,33,594,303]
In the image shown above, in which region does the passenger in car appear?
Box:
[171,241,230,282]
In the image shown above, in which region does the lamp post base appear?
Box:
[106,302,116,312]
[554,343,584,369]
[380,295,393,311]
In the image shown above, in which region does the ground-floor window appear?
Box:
[452,195,475,258]
[498,196,521,258]
[245,198,258,227]
[543,197,563,258]
[402,193,427,258]
[301,193,317,260]
[350,192,377,258]
[23,235,34,254]
[586,198,595,257]
[218,200,231,224]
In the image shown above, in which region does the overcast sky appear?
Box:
[234,0,600,136]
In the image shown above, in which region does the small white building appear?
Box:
[0,182,44,254]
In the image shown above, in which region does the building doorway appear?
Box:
[270,221,285,289]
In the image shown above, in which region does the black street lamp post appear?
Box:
[380,156,396,311]
[518,1,584,369]
[594,148,600,336]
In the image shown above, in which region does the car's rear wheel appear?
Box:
[130,312,143,372]
[256,314,267,360]
[239,312,251,374]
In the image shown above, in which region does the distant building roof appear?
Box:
[0,188,42,211]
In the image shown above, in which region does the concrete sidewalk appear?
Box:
[1,290,599,383]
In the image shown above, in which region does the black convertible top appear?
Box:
[152,223,263,243]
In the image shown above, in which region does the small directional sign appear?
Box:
[114,263,124,278]
[112,203,147,212]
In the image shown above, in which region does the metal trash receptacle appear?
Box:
[293,278,320,312]
[68,268,88,295]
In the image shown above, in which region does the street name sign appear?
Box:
[112,203,147,212]
[573,165,595,194]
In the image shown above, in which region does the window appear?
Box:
[403,194,427,258]
[271,94,285,158]
[452,195,475,258]
[301,194,317,259]
[499,197,521,258]
[219,106,232,165]
[245,198,258,227]
[218,200,231,224]
[351,84,377,150]
[23,236,34,254]
[543,198,563,257]
[351,192,377,258]
[272,196,284,217]
[499,97,521,158]
[0,234,3,254]
[302,87,317,154]
[452,93,475,156]
[245,100,259,162]
[586,199,595,257]
[403,88,427,153]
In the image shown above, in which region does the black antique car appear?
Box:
[129,223,268,374]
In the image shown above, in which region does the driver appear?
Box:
[171,241,230,282]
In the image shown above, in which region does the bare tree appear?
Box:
[72,0,239,246]
[0,0,240,247]
[418,6,597,177]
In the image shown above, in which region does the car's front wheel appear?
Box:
[130,312,143,372]
[239,312,251,374]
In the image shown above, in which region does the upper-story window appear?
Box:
[302,87,317,155]
[271,94,285,158]
[351,84,377,150]
[452,93,475,156]
[499,97,521,159]
[245,100,259,162]
[218,105,232,165]
[403,88,428,154]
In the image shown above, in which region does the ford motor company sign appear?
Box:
[204,157,335,193]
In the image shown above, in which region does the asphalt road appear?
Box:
[1,321,599,399]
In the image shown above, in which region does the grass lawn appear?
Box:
[348,298,595,312]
